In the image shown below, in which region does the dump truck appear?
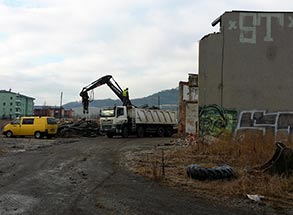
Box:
[80,75,177,138]
[100,105,177,138]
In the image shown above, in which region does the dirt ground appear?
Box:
[0,135,290,214]
[122,135,293,214]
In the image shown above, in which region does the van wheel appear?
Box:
[34,131,42,139]
[6,131,13,138]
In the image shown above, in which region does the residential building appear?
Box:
[0,90,35,119]
[34,106,74,119]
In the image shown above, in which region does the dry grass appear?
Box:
[123,132,293,210]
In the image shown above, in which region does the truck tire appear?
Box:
[137,126,145,138]
[122,127,129,138]
[157,127,165,137]
[165,127,173,137]
[6,131,13,138]
[34,131,42,139]
[186,164,235,180]
[107,133,113,138]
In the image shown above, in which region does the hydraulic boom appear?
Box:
[80,75,132,114]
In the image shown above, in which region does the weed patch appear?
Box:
[123,134,293,210]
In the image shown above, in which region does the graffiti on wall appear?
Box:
[235,110,293,137]
[199,106,293,140]
[228,12,293,44]
[199,104,238,137]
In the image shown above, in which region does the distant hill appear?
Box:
[63,88,179,110]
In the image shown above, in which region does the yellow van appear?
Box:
[2,116,58,138]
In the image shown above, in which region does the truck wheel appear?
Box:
[137,127,145,138]
[122,127,129,138]
[165,127,173,137]
[107,133,113,138]
[157,127,165,137]
[6,131,13,138]
[34,131,42,139]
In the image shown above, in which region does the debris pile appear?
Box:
[57,119,100,138]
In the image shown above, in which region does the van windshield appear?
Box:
[11,119,20,124]
[47,118,57,124]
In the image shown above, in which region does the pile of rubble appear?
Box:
[57,119,100,138]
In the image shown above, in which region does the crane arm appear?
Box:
[80,75,132,114]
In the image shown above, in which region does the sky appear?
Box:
[1,0,293,106]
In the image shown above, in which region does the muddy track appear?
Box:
[0,137,260,215]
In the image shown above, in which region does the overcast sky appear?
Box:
[0,0,292,105]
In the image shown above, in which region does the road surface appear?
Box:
[0,136,261,215]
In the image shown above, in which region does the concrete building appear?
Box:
[0,90,35,119]
[198,11,293,139]
[34,106,74,119]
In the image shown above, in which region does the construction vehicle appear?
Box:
[80,75,131,114]
[80,75,177,138]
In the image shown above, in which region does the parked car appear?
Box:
[2,116,58,138]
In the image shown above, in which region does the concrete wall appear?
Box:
[199,33,223,106]
[178,74,198,135]
[199,11,293,139]
[200,11,293,111]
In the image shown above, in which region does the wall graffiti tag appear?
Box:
[199,106,293,140]
[235,110,293,138]
[199,104,237,137]
[228,12,293,44]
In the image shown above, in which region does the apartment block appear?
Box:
[0,90,35,119]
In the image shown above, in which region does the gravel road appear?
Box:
[0,136,261,215]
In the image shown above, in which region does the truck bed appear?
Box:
[133,108,177,125]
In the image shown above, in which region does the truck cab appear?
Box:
[99,106,129,138]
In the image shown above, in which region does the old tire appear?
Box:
[157,127,165,137]
[186,164,235,180]
[137,127,145,138]
[34,131,42,139]
[6,131,13,138]
[122,127,129,138]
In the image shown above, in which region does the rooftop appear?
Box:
[212,10,293,27]
[0,89,35,100]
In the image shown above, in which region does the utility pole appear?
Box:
[60,92,63,120]
[158,94,160,109]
